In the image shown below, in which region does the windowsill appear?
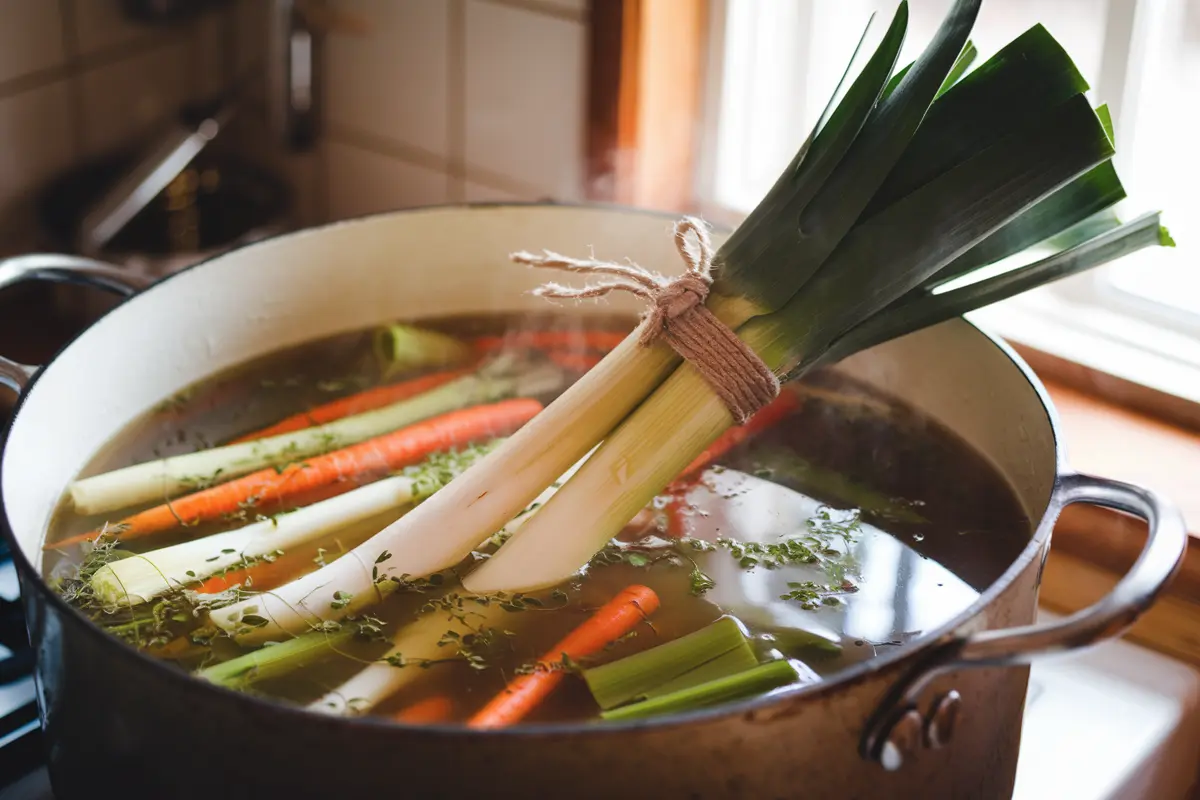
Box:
[1035,373,1200,667]
[968,289,1200,432]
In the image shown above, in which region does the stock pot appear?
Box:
[0,204,1186,799]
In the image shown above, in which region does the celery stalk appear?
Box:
[599,659,802,722]
[68,360,561,515]
[200,627,357,691]
[373,322,474,378]
[583,616,757,710]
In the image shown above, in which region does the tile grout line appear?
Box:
[477,0,586,25]
[0,23,188,103]
[326,124,544,200]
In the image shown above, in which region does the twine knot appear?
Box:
[509,216,779,424]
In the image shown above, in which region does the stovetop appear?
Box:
[0,547,46,799]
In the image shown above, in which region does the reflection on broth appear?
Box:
[42,313,1031,726]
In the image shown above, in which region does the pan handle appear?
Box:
[0,253,152,394]
[860,472,1188,771]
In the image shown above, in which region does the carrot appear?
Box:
[472,330,626,354]
[229,369,471,443]
[54,398,543,549]
[466,585,660,729]
[394,695,455,724]
[195,547,324,594]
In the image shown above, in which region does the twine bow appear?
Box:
[510,217,779,424]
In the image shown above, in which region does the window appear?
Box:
[698,0,1200,404]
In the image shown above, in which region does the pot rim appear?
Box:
[0,200,1067,738]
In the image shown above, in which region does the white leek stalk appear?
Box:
[464,361,730,593]
[211,452,592,644]
[308,594,513,716]
[273,295,748,597]
[69,360,559,515]
[90,478,414,607]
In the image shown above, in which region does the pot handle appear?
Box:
[860,471,1187,771]
[0,253,152,394]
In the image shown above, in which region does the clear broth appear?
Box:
[43,312,1032,724]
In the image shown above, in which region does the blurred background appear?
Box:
[0,0,1195,417]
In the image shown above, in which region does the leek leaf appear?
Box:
[759,92,1115,377]
[714,3,909,310]
[818,213,1172,365]
[745,0,981,311]
[928,159,1125,287]
[881,38,975,102]
[924,101,1124,286]
[869,24,1089,216]
[939,40,978,95]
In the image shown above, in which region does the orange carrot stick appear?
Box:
[52,398,543,549]
[195,547,324,594]
[229,369,471,443]
[472,330,626,353]
[394,696,455,724]
[467,585,660,729]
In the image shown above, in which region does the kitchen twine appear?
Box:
[510,217,779,424]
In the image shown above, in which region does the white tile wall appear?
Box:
[315,0,588,218]
[0,0,238,254]
[0,0,590,254]
[327,141,450,220]
[325,0,451,158]
[464,0,585,199]
[0,0,65,84]
[0,81,73,214]
[79,41,191,157]
[71,0,159,57]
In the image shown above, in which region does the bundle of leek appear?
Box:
[224,0,1175,617]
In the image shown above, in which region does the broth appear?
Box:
[42,312,1031,725]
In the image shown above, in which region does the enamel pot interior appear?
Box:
[0,203,1060,726]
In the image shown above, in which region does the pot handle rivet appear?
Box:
[923,690,961,749]
[879,708,924,772]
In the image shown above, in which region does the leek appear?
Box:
[582,616,757,711]
[88,442,500,607]
[465,90,1124,593]
[208,452,592,644]
[308,593,515,716]
[68,358,561,515]
[599,659,803,722]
